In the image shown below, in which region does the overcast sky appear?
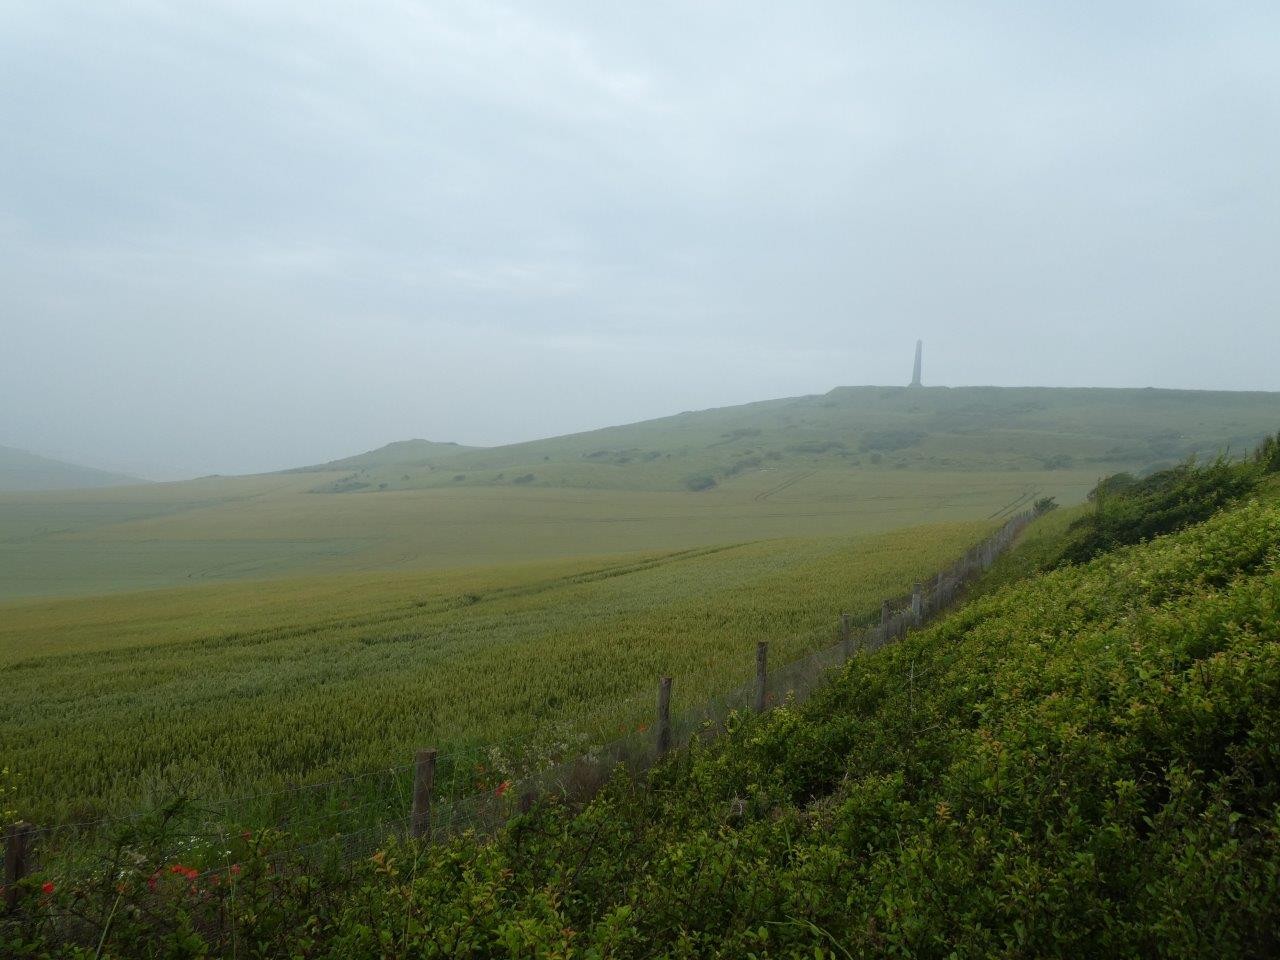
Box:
[2,1,1277,479]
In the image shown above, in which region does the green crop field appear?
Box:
[2,519,991,823]
[0,467,1076,601]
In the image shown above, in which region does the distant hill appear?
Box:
[289,386,1280,494]
[290,439,477,473]
[0,445,146,492]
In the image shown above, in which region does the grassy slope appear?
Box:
[0,519,991,821]
[291,488,1280,957]
[0,444,145,492]
[296,385,1280,492]
[5,385,1278,600]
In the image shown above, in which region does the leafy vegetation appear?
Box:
[1256,430,1280,473]
[682,471,718,491]
[1058,456,1263,565]
[10,459,1280,957]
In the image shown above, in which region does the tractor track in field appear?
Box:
[3,543,755,669]
[754,471,816,502]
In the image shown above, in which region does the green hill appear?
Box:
[0,385,1276,600]
[288,439,477,474]
[0,444,145,492]
[290,386,1280,494]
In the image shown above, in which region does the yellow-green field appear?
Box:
[2,520,990,822]
[0,467,1088,600]
[6,384,1279,601]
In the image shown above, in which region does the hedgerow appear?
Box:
[1057,456,1260,565]
[10,491,1280,957]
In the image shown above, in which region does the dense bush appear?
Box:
[1058,456,1260,565]
[723,455,763,477]
[683,473,717,491]
[11,493,1280,957]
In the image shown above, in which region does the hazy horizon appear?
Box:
[9,379,1280,484]
[4,2,1278,479]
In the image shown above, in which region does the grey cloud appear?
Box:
[1,0,1277,477]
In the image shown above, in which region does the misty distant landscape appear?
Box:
[3,385,1280,601]
[3,2,1280,957]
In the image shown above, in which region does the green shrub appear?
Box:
[1058,457,1258,564]
[1256,431,1280,473]
[723,455,763,477]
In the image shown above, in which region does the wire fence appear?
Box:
[5,509,1035,907]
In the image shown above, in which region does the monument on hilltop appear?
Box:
[909,339,923,387]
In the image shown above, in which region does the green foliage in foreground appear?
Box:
[1256,430,1280,473]
[12,494,1280,957]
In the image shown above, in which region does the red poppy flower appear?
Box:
[494,780,512,797]
[41,882,55,895]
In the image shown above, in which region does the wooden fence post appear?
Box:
[911,582,923,623]
[754,641,768,713]
[656,676,673,756]
[840,612,853,661]
[4,822,33,913]
[411,748,437,840]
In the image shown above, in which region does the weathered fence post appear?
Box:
[840,612,853,661]
[4,822,33,913]
[754,641,768,713]
[911,581,923,623]
[656,676,673,756]
[411,748,437,840]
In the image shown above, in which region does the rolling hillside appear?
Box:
[288,386,1280,493]
[0,386,1277,599]
[0,444,145,492]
